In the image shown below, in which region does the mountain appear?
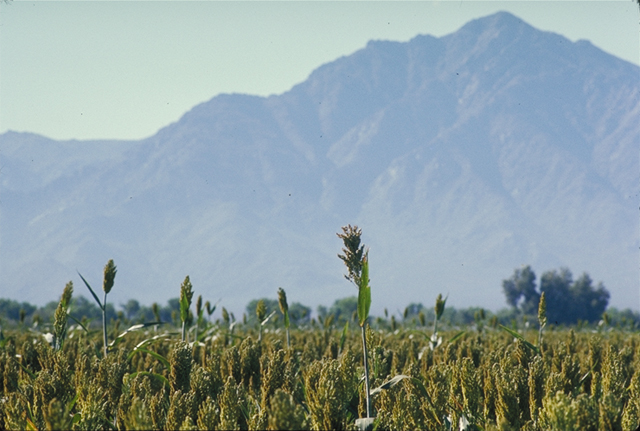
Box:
[1,12,638,316]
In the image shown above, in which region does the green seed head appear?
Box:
[196,295,203,317]
[53,281,74,351]
[103,259,117,294]
[538,292,547,328]
[152,302,160,321]
[179,275,194,323]
[256,299,267,322]
[222,307,230,325]
[419,311,426,327]
[435,293,446,320]
[277,288,289,315]
[169,342,193,393]
[205,300,214,316]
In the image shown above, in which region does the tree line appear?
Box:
[0,265,637,330]
[502,265,611,325]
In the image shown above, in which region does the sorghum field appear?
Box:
[1,227,638,430]
[1,314,639,431]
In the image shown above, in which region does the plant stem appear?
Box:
[361,324,371,418]
[103,291,108,357]
[182,321,186,343]
[286,327,290,348]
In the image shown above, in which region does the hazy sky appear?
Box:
[1,1,638,141]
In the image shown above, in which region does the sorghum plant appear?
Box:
[180,276,194,342]
[277,287,291,348]
[256,300,266,341]
[52,281,73,352]
[337,224,373,427]
[78,258,117,356]
[538,292,547,348]
[430,293,447,350]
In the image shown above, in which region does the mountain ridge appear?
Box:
[1,11,638,314]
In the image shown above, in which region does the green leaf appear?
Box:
[77,271,103,310]
[197,325,221,341]
[449,330,466,344]
[131,347,170,369]
[283,310,290,329]
[261,310,277,326]
[127,333,172,361]
[67,314,92,334]
[179,276,193,323]
[110,322,165,347]
[499,324,540,355]
[18,362,37,380]
[370,374,410,397]
[357,254,371,327]
[68,394,78,411]
[407,329,431,340]
[180,294,190,323]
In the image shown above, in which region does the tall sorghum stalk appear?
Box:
[180,276,194,342]
[337,225,372,420]
[222,307,231,345]
[195,295,203,342]
[358,254,372,419]
[277,288,290,348]
[256,300,266,342]
[337,225,364,286]
[52,281,73,351]
[102,260,116,356]
[79,259,117,357]
[430,293,446,350]
[537,292,547,349]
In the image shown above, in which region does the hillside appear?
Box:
[1,12,638,315]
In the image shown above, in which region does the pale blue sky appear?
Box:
[1,1,638,141]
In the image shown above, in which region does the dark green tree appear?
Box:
[0,299,36,322]
[288,302,311,325]
[541,269,609,325]
[503,266,609,325]
[122,299,141,321]
[502,265,540,315]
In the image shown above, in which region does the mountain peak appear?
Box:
[1,13,638,314]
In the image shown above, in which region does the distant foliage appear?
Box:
[502,266,609,325]
[0,299,36,323]
[317,296,358,326]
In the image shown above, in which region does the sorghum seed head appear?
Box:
[277,288,289,314]
[103,259,117,294]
